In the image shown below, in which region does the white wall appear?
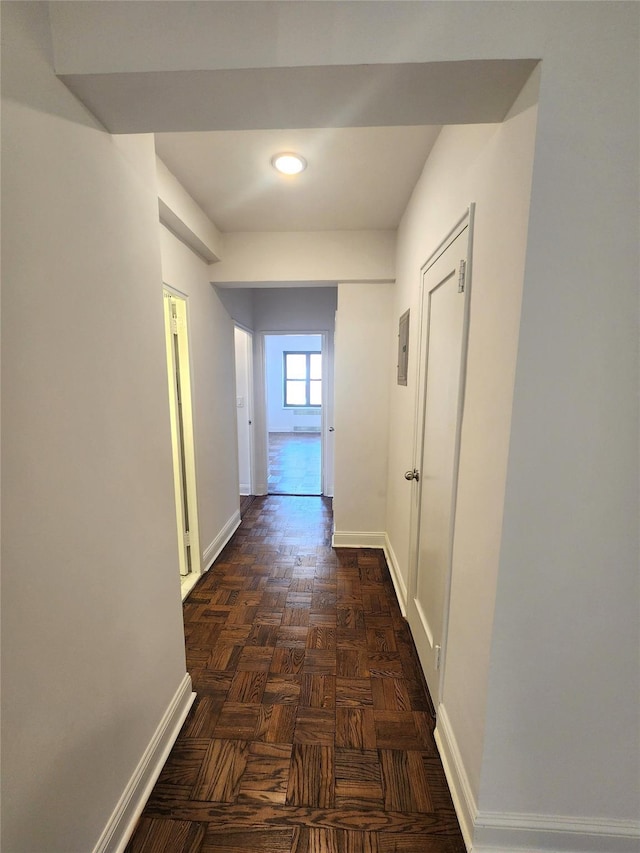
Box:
[156,156,223,262]
[476,14,640,834]
[1,5,188,850]
[333,282,393,539]
[387,67,540,820]
[216,287,254,330]
[159,225,240,560]
[265,335,322,433]
[209,230,395,284]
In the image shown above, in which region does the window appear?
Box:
[284,351,322,407]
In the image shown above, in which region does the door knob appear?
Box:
[329,427,335,432]
[404,469,420,482]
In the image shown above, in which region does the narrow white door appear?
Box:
[163,290,201,591]
[407,209,473,708]
[322,330,335,497]
[234,326,254,496]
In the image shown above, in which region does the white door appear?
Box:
[407,207,473,708]
[163,290,201,590]
[234,326,254,496]
[322,329,335,497]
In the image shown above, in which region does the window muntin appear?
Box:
[284,351,322,407]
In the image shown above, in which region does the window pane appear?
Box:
[286,353,307,380]
[310,353,322,380]
[309,380,322,406]
[286,380,307,406]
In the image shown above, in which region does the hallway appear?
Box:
[127,496,465,852]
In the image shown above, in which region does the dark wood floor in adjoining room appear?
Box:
[127,496,465,853]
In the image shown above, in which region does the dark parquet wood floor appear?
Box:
[127,496,465,853]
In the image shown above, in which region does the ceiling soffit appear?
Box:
[59,60,538,134]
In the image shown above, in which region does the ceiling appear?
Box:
[51,6,537,237]
[154,125,442,233]
[56,37,536,236]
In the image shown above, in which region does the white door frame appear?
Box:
[322,329,335,497]
[234,324,255,496]
[163,286,202,600]
[256,330,332,496]
[407,204,475,706]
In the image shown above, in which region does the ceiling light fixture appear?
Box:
[271,152,307,175]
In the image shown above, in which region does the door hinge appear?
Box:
[184,530,191,546]
[435,644,441,670]
[458,260,466,293]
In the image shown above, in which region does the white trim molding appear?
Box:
[202,509,241,572]
[328,536,640,853]
[434,703,478,851]
[332,531,386,549]
[433,705,639,853]
[472,811,640,853]
[92,673,195,853]
[331,532,407,616]
[181,571,200,602]
[383,534,407,616]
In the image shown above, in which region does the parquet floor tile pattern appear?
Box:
[127,496,465,853]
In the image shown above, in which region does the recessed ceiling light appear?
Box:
[271,152,307,175]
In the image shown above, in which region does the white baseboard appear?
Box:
[328,532,640,853]
[92,673,195,853]
[383,534,407,616]
[331,531,406,616]
[202,509,241,572]
[435,703,478,851]
[472,812,640,852]
[331,530,386,549]
[239,485,251,495]
[436,702,640,853]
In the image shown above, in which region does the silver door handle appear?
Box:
[404,469,420,482]
[329,427,335,432]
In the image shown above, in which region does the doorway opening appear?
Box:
[163,288,202,600]
[265,333,323,496]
